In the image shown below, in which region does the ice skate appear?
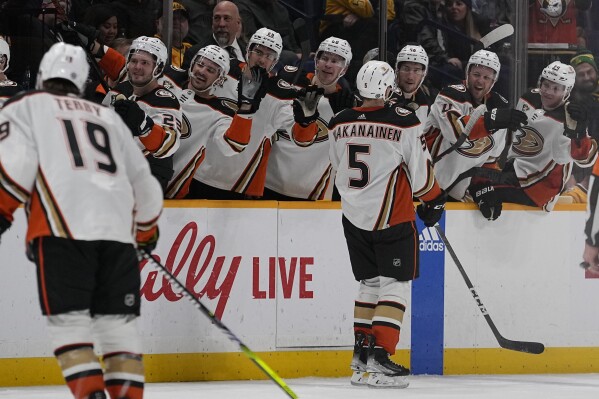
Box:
[350,331,369,386]
[365,335,409,389]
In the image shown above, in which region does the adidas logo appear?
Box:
[419,227,445,252]
[357,114,366,120]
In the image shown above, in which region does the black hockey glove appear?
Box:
[0,214,11,243]
[137,227,159,253]
[237,66,268,114]
[327,88,356,114]
[564,102,588,140]
[416,191,447,227]
[113,98,154,137]
[59,21,98,51]
[293,85,325,126]
[469,184,502,221]
[483,108,528,131]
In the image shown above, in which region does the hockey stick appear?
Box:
[433,104,487,163]
[480,24,514,48]
[292,18,310,86]
[433,225,545,354]
[138,251,299,399]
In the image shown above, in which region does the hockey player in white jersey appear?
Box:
[423,49,527,217]
[264,36,354,200]
[477,61,597,214]
[389,44,434,124]
[329,61,446,388]
[165,45,267,198]
[0,43,162,399]
[0,38,22,108]
[191,27,321,199]
[102,36,182,192]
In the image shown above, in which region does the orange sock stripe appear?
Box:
[372,324,401,355]
[65,372,105,399]
[105,381,144,399]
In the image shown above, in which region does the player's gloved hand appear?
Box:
[416,191,447,227]
[237,66,268,114]
[59,21,98,51]
[293,85,325,126]
[483,108,527,131]
[137,226,159,253]
[113,98,154,137]
[469,184,502,221]
[327,88,355,114]
[564,102,588,140]
[0,215,11,243]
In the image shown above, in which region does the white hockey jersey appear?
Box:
[423,83,509,200]
[512,89,597,211]
[329,105,442,231]
[166,87,252,199]
[0,91,163,244]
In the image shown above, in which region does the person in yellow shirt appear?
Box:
[156,1,193,68]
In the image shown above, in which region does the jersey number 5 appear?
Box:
[61,119,117,174]
[348,144,370,189]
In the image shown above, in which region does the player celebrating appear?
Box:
[165,45,267,198]
[265,36,355,200]
[423,49,527,217]
[0,42,163,399]
[329,60,446,389]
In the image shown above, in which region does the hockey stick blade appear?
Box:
[138,251,299,399]
[433,104,486,163]
[433,225,545,355]
[480,24,514,48]
[292,18,310,85]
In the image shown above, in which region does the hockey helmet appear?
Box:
[356,60,395,101]
[189,45,230,95]
[316,37,352,68]
[0,38,9,73]
[538,60,576,103]
[395,44,428,94]
[247,27,283,70]
[128,36,168,79]
[466,49,501,79]
[36,42,89,92]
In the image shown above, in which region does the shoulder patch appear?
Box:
[395,106,412,116]
[448,84,467,92]
[162,80,174,90]
[0,80,18,87]
[155,88,176,99]
[283,65,298,73]
[277,79,293,89]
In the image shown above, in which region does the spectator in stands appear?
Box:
[183,0,247,70]
[235,0,302,67]
[180,0,216,45]
[156,1,192,68]
[110,0,160,39]
[83,4,119,48]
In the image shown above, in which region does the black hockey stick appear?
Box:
[138,251,299,399]
[433,225,545,354]
[292,18,310,85]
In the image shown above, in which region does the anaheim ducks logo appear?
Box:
[512,126,544,157]
[181,113,191,139]
[538,0,570,26]
[456,136,495,158]
[314,118,329,143]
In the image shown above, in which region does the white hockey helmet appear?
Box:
[396,44,428,73]
[247,27,283,69]
[538,60,576,103]
[316,37,352,68]
[467,49,500,78]
[0,37,10,73]
[36,42,89,92]
[356,60,395,101]
[128,36,168,78]
[189,45,230,95]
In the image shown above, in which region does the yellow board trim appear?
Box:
[3,347,599,387]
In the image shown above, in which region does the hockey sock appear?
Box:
[371,277,409,355]
[103,352,144,399]
[54,344,106,399]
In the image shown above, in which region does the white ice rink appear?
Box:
[0,374,597,399]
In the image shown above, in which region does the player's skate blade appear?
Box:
[367,372,409,388]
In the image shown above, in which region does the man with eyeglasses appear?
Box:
[264,36,356,200]
[189,27,322,199]
[422,49,527,219]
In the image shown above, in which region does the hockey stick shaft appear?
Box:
[433,104,486,163]
[138,251,299,399]
[292,18,310,86]
[425,19,513,48]
[433,225,545,354]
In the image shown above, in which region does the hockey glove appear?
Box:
[564,102,588,140]
[59,21,98,51]
[113,98,155,137]
[327,88,356,114]
[469,184,502,221]
[0,214,11,243]
[293,85,325,126]
[416,191,447,227]
[137,226,159,253]
[237,66,268,114]
[483,108,528,131]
